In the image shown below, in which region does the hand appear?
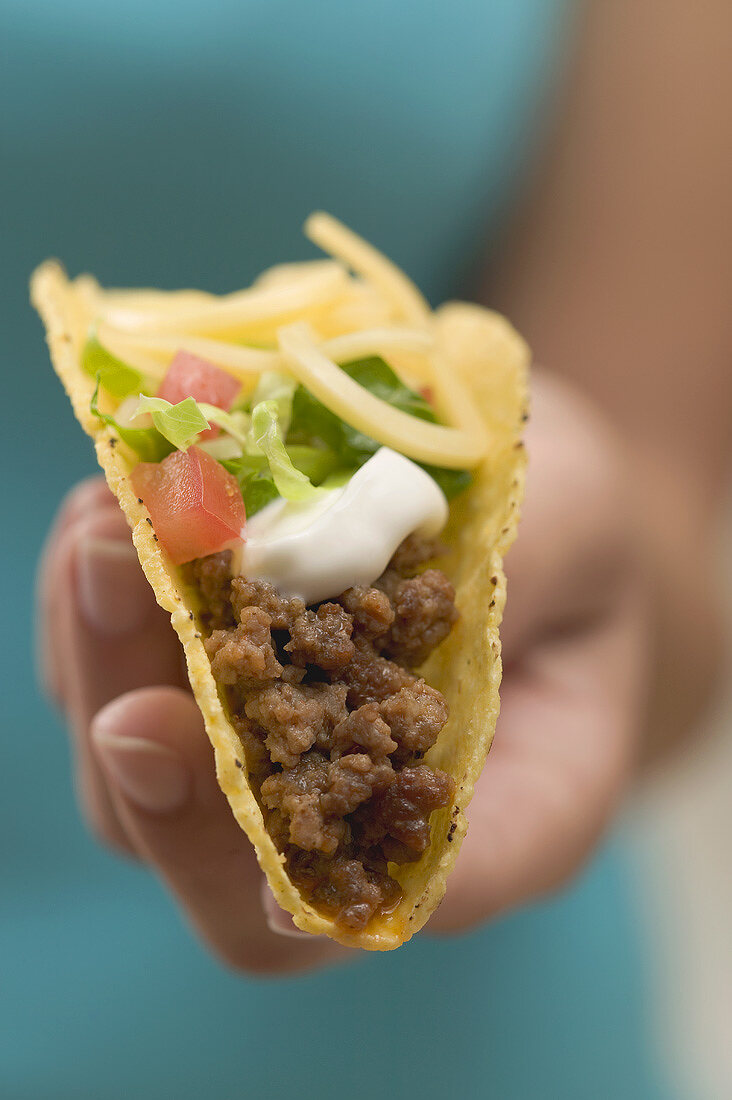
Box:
[429,369,648,930]
[37,369,647,968]
[38,478,349,974]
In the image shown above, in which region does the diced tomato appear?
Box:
[157,351,241,439]
[131,446,246,565]
[419,385,434,406]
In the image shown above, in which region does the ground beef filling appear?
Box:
[187,535,458,930]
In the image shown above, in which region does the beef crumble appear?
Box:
[186,538,457,931]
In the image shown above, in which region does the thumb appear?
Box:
[500,371,628,662]
[91,686,346,974]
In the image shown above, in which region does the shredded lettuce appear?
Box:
[320,468,355,490]
[90,376,172,462]
[198,435,246,462]
[82,336,143,398]
[133,395,211,451]
[123,385,327,510]
[288,357,472,500]
[221,454,279,516]
[223,445,339,517]
[250,400,323,502]
[283,444,338,485]
[134,394,250,453]
[93,352,470,517]
[197,404,250,448]
[248,371,297,431]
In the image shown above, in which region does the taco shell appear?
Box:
[31,242,528,950]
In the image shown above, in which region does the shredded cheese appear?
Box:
[102,261,349,335]
[103,289,216,312]
[429,348,491,447]
[97,325,278,382]
[322,327,433,362]
[278,323,485,469]
[254,259,343,288]
[96,326,175,380]
[304,212,430,325]
[89,213,484,472]
[98,325,434,382]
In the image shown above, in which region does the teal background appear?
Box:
[1,2,671,1097]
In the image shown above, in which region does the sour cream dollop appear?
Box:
[239,447,448,605]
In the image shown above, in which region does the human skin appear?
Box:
[37,0,731,972]
[37,371,647,971]
[485,0,732,760]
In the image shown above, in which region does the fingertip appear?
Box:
[92,685,213,792]
[260,882,313,939]
[60,476,117,527]
[37,506,153,705]
[91,692,349,973]
[74,530,150,636]
[92,719,192,817]
[92,687,204,756]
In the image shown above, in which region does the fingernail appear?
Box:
[92,728,190,814]
[76,536,150,635]
[261,884,312,939]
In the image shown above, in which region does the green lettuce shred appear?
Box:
[288,357,472,500]
[133,395,211,451]
[249,400,323,502]
[90,376,172,462]
[247,371,297,434]
[197,405,250,448]
[82,336,143,398]
[221,454,280,516]
[223,444,339,516]
[89,349,472,515]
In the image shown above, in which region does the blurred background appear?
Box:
[1,2,730,1098]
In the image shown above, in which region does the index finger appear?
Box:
[37,477,115,704]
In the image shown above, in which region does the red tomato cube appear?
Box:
[157,351,241,439]
[131,446,246,565]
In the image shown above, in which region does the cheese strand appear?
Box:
[304,212,430,325]
[279,323,485,469]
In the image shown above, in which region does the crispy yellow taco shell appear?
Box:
[31,222,528,949]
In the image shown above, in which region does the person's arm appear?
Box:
[36,0,732,970]
[485,0,732,760]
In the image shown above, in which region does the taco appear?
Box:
[31,214,528,949]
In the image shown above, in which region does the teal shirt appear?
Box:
[1,3,671,1096]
